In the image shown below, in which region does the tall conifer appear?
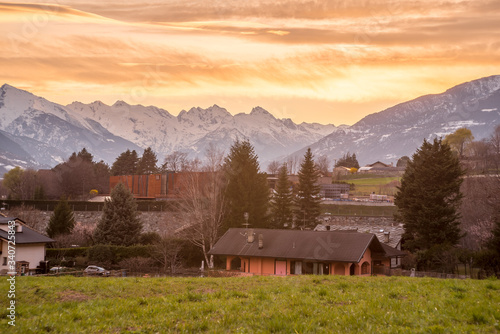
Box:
[270,163,293,228]
[93,183,143,245]
[395,138,465,252]
[222,140,269,230]
[294,148,321,227]
[46,197,75,238]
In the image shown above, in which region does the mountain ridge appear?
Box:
[1,75,499,176]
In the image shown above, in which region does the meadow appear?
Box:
[1,275,499,333]
[347,177,401,196]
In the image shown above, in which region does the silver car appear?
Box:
[84,265,110,277]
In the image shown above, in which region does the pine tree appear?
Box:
[270,163,293,228]
[111,149,139,175]
[93,182,143,246]
[335,152,360,169]
[77,148,93,163]
[222,140,269,230]
[294,148,322,227]
[394,138,465,252]
[136,147,158,174]
[46,197,75,238]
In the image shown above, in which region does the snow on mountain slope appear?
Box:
[2,75,499,174]
[66,102,337,164]
[290,75,500,166]
[0,84,141,167]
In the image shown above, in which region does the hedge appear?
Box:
[47,245,155,264]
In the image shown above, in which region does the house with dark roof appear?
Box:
[315,222,405,268]
[208,228,405,276]
[0,217,54,275]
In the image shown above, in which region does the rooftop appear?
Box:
[209,228,391,263]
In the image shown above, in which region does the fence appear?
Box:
[390,268,470,279]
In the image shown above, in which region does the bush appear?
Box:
[118,257,157,273]
[46,247,88,259]
[88,245,115,267]
[139,232,161,245]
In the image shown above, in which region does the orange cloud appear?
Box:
[0,0,499,125]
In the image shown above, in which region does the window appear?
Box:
[2,257,7,266]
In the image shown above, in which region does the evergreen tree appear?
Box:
[397,156,410,168]
[57,148,107,198]
[294,148,322,227]
[394,138,465,252]
[93,182,143,246]
[136,147,158,174]
[335,152,360,169]
[77,147,93,163]
[270,163,293,228]
[111,149,139,175]
[46,197,75,238]
[222,140,269,230]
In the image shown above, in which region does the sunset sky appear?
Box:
[1,0,499,125]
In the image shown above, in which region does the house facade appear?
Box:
[209,228,404,276]
[0,217,54,275]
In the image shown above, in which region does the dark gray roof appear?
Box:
[380,243,406,258]
[315,223,404,249]
[0,217,54,244]
[209,228,386,263]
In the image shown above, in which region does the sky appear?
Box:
[0,1,499,125]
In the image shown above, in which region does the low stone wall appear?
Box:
[5,210,182,234]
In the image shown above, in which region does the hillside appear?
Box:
[2,275,498,333]
[290,75,500,165]
[1,75,500,175]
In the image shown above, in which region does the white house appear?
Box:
[0,217,54,275]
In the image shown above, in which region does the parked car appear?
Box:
[49,266,66,273]
[84,265,110,277]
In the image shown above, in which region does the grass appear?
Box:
[344,177,401,196]
[1,275,499,333]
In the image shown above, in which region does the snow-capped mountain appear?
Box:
[289,75,500,165]
[1,75,499,177]
[0,84,142,174]
[0,84,335,175]
[65,100,336,164]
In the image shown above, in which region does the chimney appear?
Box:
[258,234,264,249]
[16,223,22,233]
[384,231,390,243]
[247,229,254,243]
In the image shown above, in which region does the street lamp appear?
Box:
[243,212,249,228]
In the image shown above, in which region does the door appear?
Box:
[275,260,287,276]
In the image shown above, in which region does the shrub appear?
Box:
[118,257,156,273]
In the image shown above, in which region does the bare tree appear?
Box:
[460,175,500,250]
[162,151,188,172]
[7,204,46,233]
[465,140,492,173]
[267,160,281,175]
[151,234,183,274]
[315,155,331,176]
[175,144,226,268]
[489,125,500,172]
[287,155,300,175]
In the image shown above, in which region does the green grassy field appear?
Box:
[347,177,401,196]
[1,275,499,333]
